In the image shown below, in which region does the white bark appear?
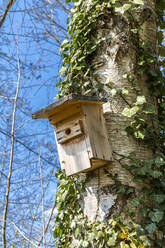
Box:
[82,0,157,222]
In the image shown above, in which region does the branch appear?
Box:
[38,200,56,246]
[0,0,16,28]
[12,223,39,248]
[2,35,20,248]
[39,154,46,247]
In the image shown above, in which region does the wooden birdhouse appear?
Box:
[32,94,113,176]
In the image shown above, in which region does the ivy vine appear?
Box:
[53,0,165,247]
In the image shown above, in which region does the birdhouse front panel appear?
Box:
[53,112,92,176]
[32,94,113,176]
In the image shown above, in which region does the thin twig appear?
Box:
[38,200,56,246]
[39,153,46,247]
[12,223,39,248]
[2,35,20,248]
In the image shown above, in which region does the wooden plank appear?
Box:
[55,120,84,144]
[84,158,111,172]
[32,94,107,120]
[49,103,82,124]
[55,133,91,176]
[82,104,113,162]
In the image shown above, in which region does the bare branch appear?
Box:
[0,0,16,28]
[38,200,56,246]
[39,154,46,247]
[2,35,20,248]
[12,223,39,248]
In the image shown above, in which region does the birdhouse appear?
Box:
[32,94,113,176]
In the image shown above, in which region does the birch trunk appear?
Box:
[82,0,157,225]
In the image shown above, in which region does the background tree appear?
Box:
[0,0,71,247]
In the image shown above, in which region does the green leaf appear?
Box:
[134,96,146,105]
[149,211,164,223]
[82,240,89,247]
[115,4,131,14]
[110,88,117,96]
[130,198,140,206]
[134,130,145,139]
[145,223,157,233]
[97,231,104,238]
[107,237,116,246]
[131,29,138,33]
[122,88,129,95]
[59,66,66,75]
[151,194,165,204]
[150,170,163,178]
[61,39,69,47]
[122,106,139,117]
[75,228,80,238]
[130,243,137,248]
[123,3,132,11]
[142,103,156,114]
[160,102,165,109]
[132,0,144,5]
[155,156,165,167]
[120,241,129,248]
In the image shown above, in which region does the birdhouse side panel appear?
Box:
[82,104,112,162]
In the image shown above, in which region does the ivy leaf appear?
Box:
[149,211,164,223]
[145,223,157,233]
[75,227,80,238]
[150,170,163,178]
[107,237,116,246]
[123,3,132,11]
[115,4,131,14]
[61,39,69,48]
[97,231,104,239]
[134,96,146,105]
[155,156,165,167]
[160,102,165,109]
[130,198,140,206]
[122,106,139,117]
[142,103,156,114]
[110,88,117,96]
[130,243,137,248]
[88,232,95,242]
[59,66,66,75]
[82,240,89,247]
[134,130,145,139]
[151,194,165,204]
[120,241,129,248]
[131,29,138,33]
[132,0,144,5]
[122,88,129,95]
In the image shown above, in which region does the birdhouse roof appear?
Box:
[32,94,107,120]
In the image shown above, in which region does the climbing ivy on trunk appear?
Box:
[53,0,165,247]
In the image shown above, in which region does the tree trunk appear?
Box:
[54,1,165,247]
[81,0,160,240]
